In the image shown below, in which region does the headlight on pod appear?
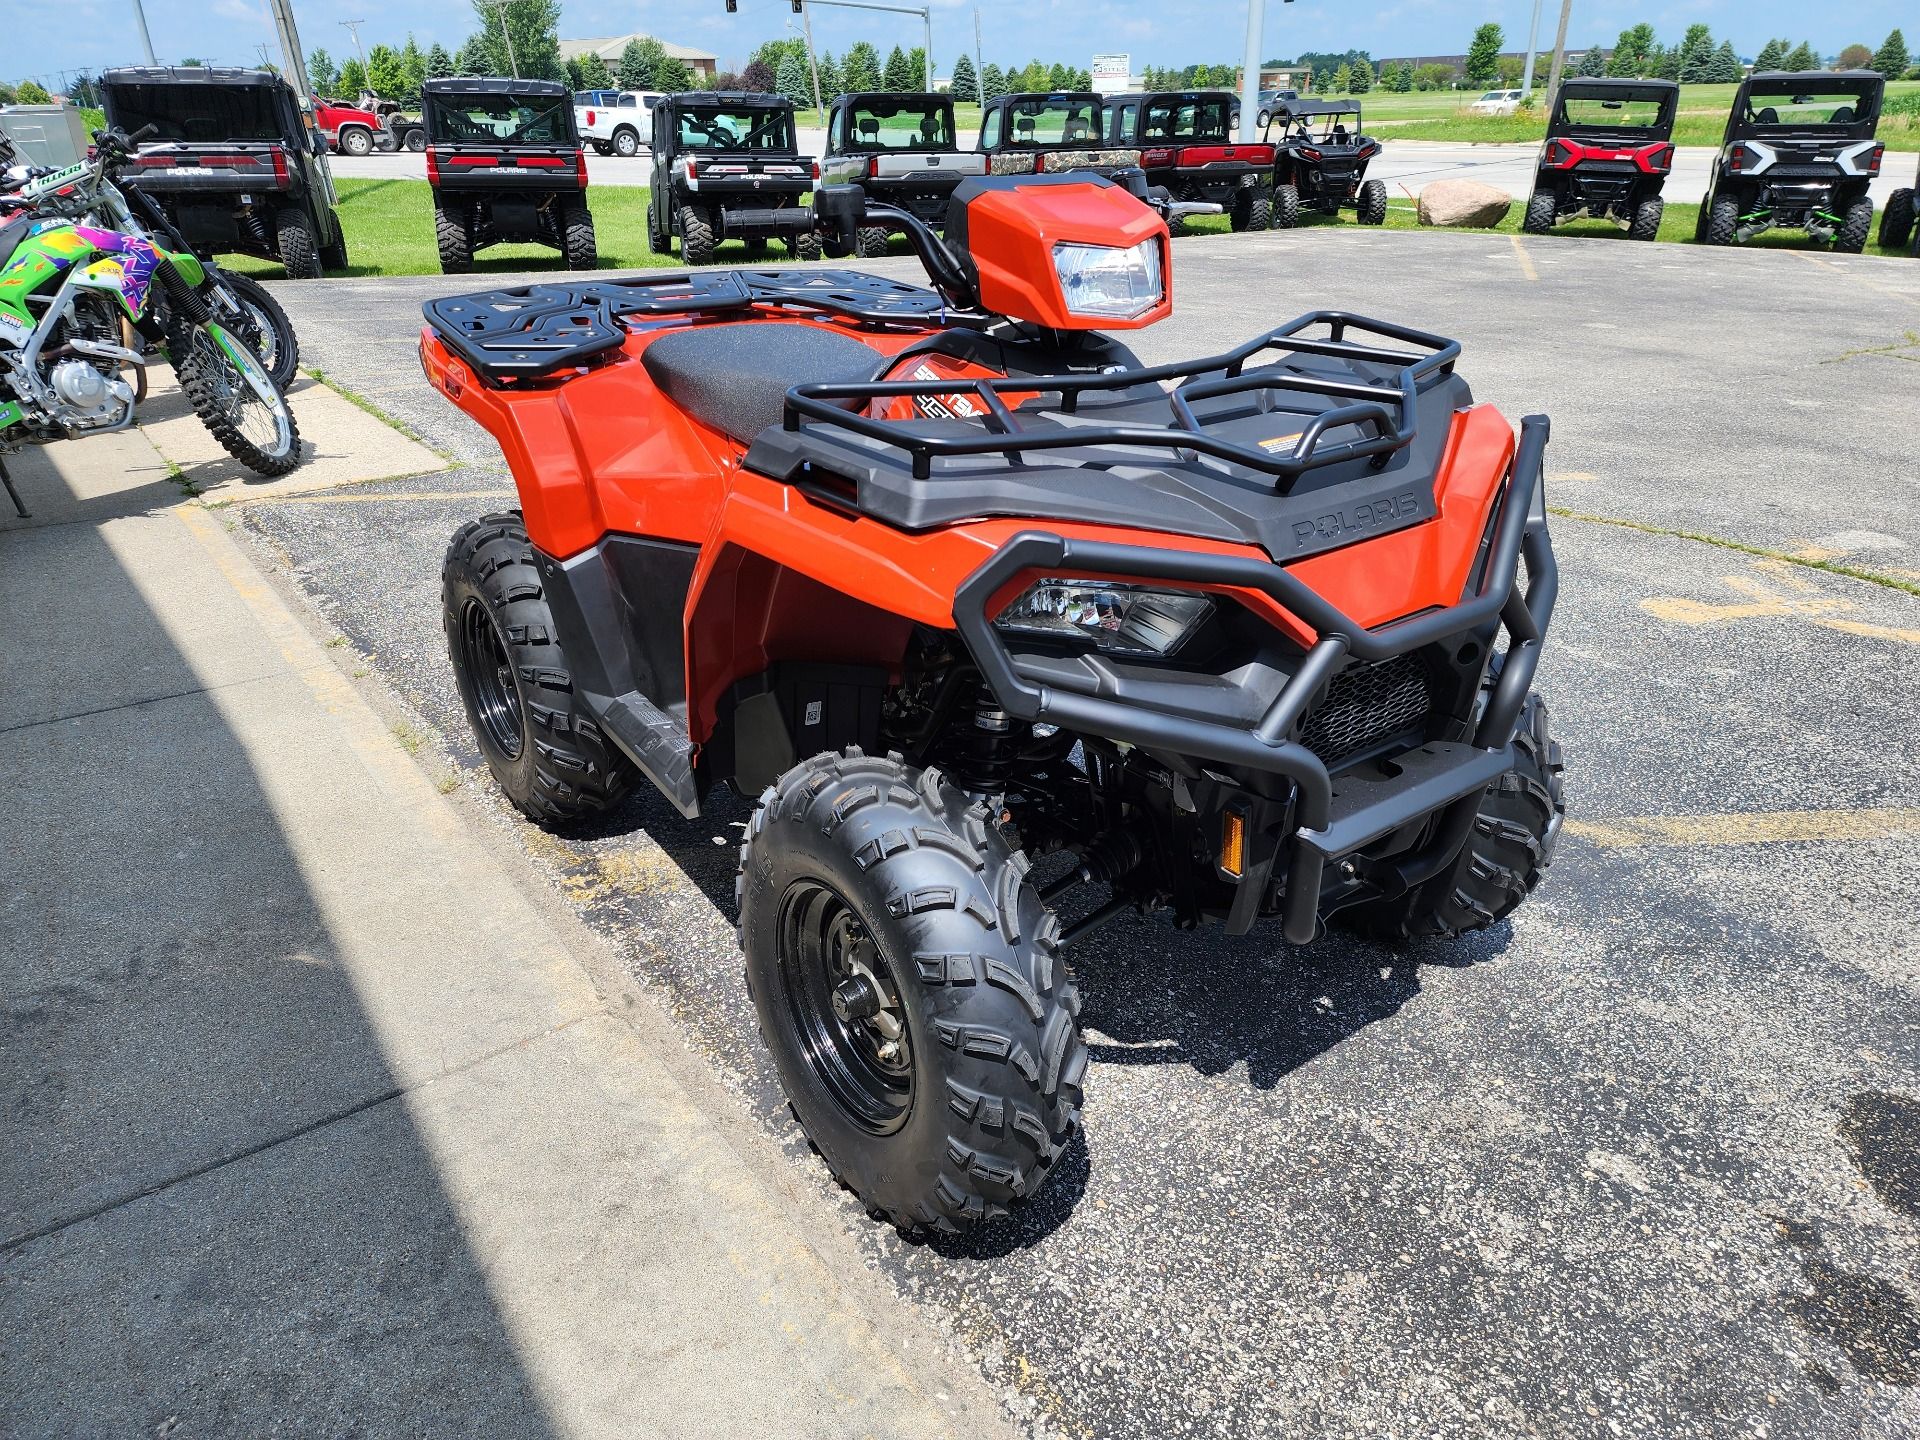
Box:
[995,579,1214,658]
[1051,238,1164,320]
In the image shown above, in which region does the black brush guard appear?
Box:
[951,414,1556,945]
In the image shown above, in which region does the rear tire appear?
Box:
[1704,194,1739,246]
[791,230,823,261]
[274,208,322,279]
[1879,188,1915,250]
[1271,183,1299,229]
[1346,694,1564,942]
[1834,198,1873,255]
[1629,196,1663,242]
[405,129,426,153]
[435,198,473,273]
[646,200,667,255]
[1356,179,1388,226]
[441,512,637,826]
[855,225,891,258]
[168,315,303,478]
[1522,190,1556,234]
[738,750,1086,1235]
[339,126,374,157]
[561,197,598,270]
[612,127,640,158]
[679,205,716,266]
[220,272,299,389]
[318,212,349,272]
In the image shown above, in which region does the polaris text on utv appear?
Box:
[1698,70,1885,251]
[100,66,348,278]
[423,77,596,274]
[421,172,1567,1236]
[1523,78,1677,240]
[647,92,820,266]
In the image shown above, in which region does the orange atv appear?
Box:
[420,174,1566,1235]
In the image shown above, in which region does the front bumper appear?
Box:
[954,413,1556,944]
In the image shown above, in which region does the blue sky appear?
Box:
[15,0,1915,88]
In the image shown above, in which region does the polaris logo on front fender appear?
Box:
[1290,491,1421,550]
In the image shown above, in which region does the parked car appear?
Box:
[1696,70,1884,251]
[1522,78,1678,240]
[975,92,1139,178]
[817,91,984,255]
[1469,89,1527,117]
[99,64,348,277]
[1105,90,1274,230]
[646,92,818,264]
[1254,88,1299,129]
[574,89,664,157]
[423,77,595,273]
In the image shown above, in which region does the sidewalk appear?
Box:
[0,387,1012,1437]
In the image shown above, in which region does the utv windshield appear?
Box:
[841,99,952,150]
[103,83,285,143]
[1140,96,1233,142]
[1557,96,1670,129]
[1288,109,1365,143]
[1742,82,1879,128]
[1001,97,1103,146]
[427,91,572,144]
[678,106,796,152]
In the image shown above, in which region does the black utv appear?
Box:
[1105,90,1274,231]
[975,92,1139,180]
[647,93,819,265]
[100,66,348,278]
[1523,79,1676,240]
[1263,99,1387,228]
[1877,155,1917,253]
[817,92,984,256]
[1697,71,1885,252]
[423,77,596,274]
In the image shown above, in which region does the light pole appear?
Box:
[340,19,369,75]
[1237,0,1293,143]
[1544,0,1574,111]
[487,0,521,78]
[767,2,934,91]
[1520,0,1544,99]
[129,0,157,64]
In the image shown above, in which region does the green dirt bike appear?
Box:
[0,133,300,517]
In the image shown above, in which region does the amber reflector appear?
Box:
[1220,810,1246,879]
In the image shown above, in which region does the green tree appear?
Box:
[1782,41,1818,72]
[1348,60,1373,94]
[909,47,928,87]
[338,58,367,94]
[366,44,406,99]
[843,42,882,92]
[1412,63,1453,91]
[776,51,811,107]
[1495,54,1524,84]
[397,36,427,101]
[1607,23,1656,76]
[1330,62,1351,93]
[1872,29,1910,80]
[1836,43,1873,70]
[617,39,654,89]
[1464,23,1504,85]
[471,0,562,81]
[655,56,693,90]
[575,52,611,89]
[950,51,978,102]
[308,48,339,93]
[1707,41,1741,84]
[816,51,843,102]
[883,45,915,90]
[980,62,1005,101]
[1576,46,1607,78]
[426,44,453,80]
[739,59,775,93]
[454,38,489,76]
[15,80,51,104]
[1754,38,1787,71]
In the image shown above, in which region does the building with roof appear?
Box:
[558,35,718,81]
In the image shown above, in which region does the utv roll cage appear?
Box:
[1723,70,1883,142]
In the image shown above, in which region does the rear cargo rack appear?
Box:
[423,269,947,381]
[782,311,1460,489]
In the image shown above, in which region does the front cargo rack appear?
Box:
[781,311,1460,490]
[423,268,948,381]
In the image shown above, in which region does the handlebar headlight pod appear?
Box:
[996,579,1213,658]
[1052,238,1164,321]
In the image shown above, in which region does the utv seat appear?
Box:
[641,322,882,445]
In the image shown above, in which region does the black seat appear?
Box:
[0,213,32,273]
[640,322,884,445]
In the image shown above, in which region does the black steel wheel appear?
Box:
[459,596,523,760]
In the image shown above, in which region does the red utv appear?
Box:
[1106,89,1276,230]
[420,172,1567,1235]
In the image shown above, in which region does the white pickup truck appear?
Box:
[573,90,664,157]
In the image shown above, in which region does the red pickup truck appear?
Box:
[313,97,424,155]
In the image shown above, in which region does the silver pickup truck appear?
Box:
[817,92,985,255]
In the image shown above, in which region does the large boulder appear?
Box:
[1418,180,1514,229]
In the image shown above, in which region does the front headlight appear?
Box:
[995,579,1213,658]
[1051,239,1164,320]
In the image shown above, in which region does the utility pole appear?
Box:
[1520,0,1544,98]
[1544,0,1574,111]
[340,19,369,75]
[972,6,985,105]
[129,0,157,64]
[1237,0,1293,143]
[487,0,521,78]
[799,6,823,117]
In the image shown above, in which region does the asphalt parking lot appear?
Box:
[243,228,1920,1438]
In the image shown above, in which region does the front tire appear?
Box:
[1356,179,1388,226]
[855,225,890,258]
[1271,183,1300,229]
[274,208,322,279]
[339,126,374,158]
[1346,693,1565,942]
[1704,194,1739,246]
[678,204,716,265]
[220,272,299,389]
[169,317,302,478]
[1834,198,1873,255]
[560,197,598,270]
[442,513,636,825]
[612,126,640,158]
[739,751,1087,1235]
[1629,196,1663,242]
[1879,188,1915,250]
[1522,190,1556,234]
[435,198,474,273]
[790,229,823,261]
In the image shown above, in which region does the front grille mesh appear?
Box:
[1299,655,1433,766]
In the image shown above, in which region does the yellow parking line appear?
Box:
[1509,234,1539,283]
[1569,807,1920,849]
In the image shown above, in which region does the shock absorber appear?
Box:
[940,679,1024,794]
